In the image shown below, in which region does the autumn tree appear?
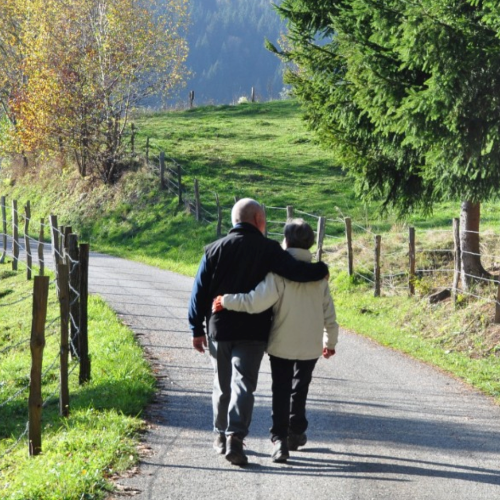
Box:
[270,0,500,288]
[0,0,189,183]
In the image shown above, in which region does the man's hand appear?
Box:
[322,347,336,359]
[212,295,224,313]
[193,335,208,353]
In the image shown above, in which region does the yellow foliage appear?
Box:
[0,0,189,179]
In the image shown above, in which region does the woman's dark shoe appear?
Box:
[271,439,290,463]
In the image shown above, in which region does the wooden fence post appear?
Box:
[25,201,32,280]
[145,137,150,164]
[189,90,195,109]
[251,86,255,103]
[286,205,294,221]
[316,216,326,262]
[57,262,70,417]
[38,219,44,276]
[409,227,416,295]
[159,152,166,189]
[495,282,500,324]
[194,179,201,222]
[29,275,49,456]
[0,195,6,263]
[50,215,60,282]
[452,218,461,303]
[12,199,19,271]
[59,225,65,260]
[79,244,91,384]
[215,193,222,238]
[131,123,136,154]
[68,234,80,358]
[262,204,268,238]
[63,226,72,256]
[345,217,353,277]
[374,235,381,297]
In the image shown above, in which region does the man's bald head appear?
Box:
[231,198,266,233]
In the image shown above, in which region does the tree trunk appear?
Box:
[460,201,490,290]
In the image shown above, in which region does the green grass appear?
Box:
[0,264,156,500]
[1,99,500,498]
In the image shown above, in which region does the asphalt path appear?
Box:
[80,253,500,500]
[6,241,500,498]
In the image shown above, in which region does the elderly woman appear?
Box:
[213,218,339,463]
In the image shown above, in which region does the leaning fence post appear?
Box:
[345,217,353,277]
[374,235,381,297]
[194,179,201,222]
[215,193,222,238]
[57,262,70,417]
[38,219,44,276]
[25,201,32,280]
[50,215,60,283]
[29,275,49,456]
[68,234,80,358]
[79,243,91,384]
[409,227,416,295]
[12,199,19,271]
[160,152,166,190]
[286,205,294,221]
[0,195,6,263]
[452,218,461,303]
[316,216,326,262]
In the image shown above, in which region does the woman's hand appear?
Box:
[322,347,336,359]
[212,295,224,313]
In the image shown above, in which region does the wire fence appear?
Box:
[135,148,500,313]
[0,196,90,458]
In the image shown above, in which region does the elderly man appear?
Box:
[188,198,328,466]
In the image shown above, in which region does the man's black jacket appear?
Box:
[188,223,328,342]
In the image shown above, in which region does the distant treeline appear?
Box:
[184,0,286,104]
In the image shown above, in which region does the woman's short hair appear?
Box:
[284,218,315,250]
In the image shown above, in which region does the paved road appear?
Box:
[85,253,500,499]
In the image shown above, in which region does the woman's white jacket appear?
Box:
[222,247,339,360]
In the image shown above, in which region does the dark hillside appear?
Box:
[184,0,285,104]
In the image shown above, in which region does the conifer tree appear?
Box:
[271,0,500,287]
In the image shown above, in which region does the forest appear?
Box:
[182,0,285,104]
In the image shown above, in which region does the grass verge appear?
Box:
[0,264,156,500]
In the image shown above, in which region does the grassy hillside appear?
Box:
[1,99,499,400]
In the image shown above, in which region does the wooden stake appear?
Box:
[374,235,381,297]
[286,205,294,222]
[58,262,70,417]
[316,216,326,262]
[345,217,353,277]
[452,218,461,303]
[12,199,19,271]
[38,219,44,276]
[0,195,6,264]
[29,276,49,456]
[409,227,416,295]
[68,234,80,358]
[25,201,32,280]
[79,244,91,384]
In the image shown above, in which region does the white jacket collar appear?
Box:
[286,247,313,262]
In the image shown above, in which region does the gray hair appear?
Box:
[284,218,315,250]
